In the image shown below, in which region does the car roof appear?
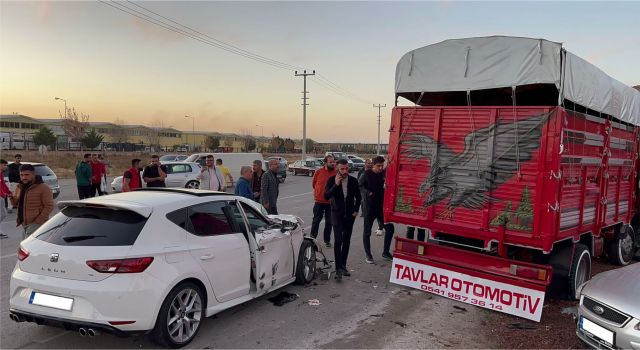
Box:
[58,188,246,215]
[8,161,46,166]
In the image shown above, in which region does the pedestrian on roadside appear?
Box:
[359,158,384,235]
[358,158,373,217]
[311,155,337,247]
[216,159,234,190]
[0,159,13,238]
[98,154,109,194]
[324,159,361,279]
[7,153,23,212]
[252,160,264,202]
[361,155,395,263]
[260,159,280,215]
[90,154,106,196]
[406,226,426,241]
[11,164,54,240]
[197,155,224,191]
[123,158,143,192]
[142,155,168,188]
[234,166,254,200]
[75,153,93,199]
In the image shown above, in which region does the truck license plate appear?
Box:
[29,291,74,311]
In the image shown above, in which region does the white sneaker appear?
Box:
[375,228,384,236]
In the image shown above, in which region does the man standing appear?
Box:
[90,154,106,196]
[252,160,264,201]
[311,155,336,247]
[123,158,143,192]
[11,164,54,240]
[0,159,12,238]
[324,159,361,279]
[142,155,168,188]
[361,156,395,263]
[7,153,22,212]
[75,153,93,199]
[197,155,224,191]
[234,166,254,200]
[358,158,373,217]
[215,159,234,190]
[260,159,280,215]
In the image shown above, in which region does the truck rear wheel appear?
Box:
[606,225,635,266]
[568,244,591,300]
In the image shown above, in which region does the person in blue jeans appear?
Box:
[234,166,254,200]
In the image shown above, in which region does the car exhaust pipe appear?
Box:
[87,328,99,337]
[10,314,25,323]
[78,328,87,337]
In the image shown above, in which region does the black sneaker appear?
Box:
[341,268,351,277]
[381,252,393,261]
[334,270,343,279]
[324,241,332,248]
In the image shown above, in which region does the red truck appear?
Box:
[385,36,640,321]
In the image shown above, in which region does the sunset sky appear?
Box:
[1,1,639,142]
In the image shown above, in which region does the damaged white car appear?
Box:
[9,188,318,348]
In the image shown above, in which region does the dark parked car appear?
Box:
[289,159,323,177]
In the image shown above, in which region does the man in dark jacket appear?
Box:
[324,159,361,279]
[260,159,280,215]
[360,156,395,263]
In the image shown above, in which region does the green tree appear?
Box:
[270,135,284,152]
[283,138,295,152]
[32,126,58,147]
[306,138,316,153]
[82,128,104,150]
[244,137,257,152]
[204,136,220,151]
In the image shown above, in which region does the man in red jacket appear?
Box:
[311,155,337,248]
[90,154,106,196]
[123,158,143,192]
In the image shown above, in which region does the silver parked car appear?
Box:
[576,263,640,349]
[4,162,60,199]
[111,162,202,192]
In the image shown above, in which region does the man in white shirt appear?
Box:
[197,155,224,191]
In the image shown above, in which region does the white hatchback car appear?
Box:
[9,188,317,348]
[111,162,202,192]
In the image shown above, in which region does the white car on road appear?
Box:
[9,188,317,348]
[111,161,202,192]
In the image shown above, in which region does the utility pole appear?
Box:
[295,70,315,161]
[374,104,386,155]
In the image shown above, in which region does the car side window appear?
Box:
[186,201,235,236]
[166,208,188,230]
[171,164,187,174]
[185,164,192,172]
[227,201,248,236]
[240,203,270,233]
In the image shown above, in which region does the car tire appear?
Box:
[185,180,199,189]
[295,240,316,285]
[568,244,591,301]
[279,178,285,183]
[606,225,635,266]
[53,192,60,199]
[293,170,297,176]
[151,282,205,348]
[308,171,314,177]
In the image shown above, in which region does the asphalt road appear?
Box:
[0,174,491,349]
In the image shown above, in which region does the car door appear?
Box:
[239,202,295,291]
[166,164,186,187]
[186,200,251,303]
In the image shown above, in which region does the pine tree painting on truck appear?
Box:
[384,36,640,322]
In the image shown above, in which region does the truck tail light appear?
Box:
[17,246,29,261]
[87,257,154,273]
[510,264,547,281]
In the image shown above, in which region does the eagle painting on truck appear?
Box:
[384,36,640,322]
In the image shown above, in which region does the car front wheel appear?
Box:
[152,282,204,348]
[295,240,316,284]
[185,180,200,189]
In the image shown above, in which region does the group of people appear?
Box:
[0,155,54,240]
[74,153,108,199]
[311,155,396,279]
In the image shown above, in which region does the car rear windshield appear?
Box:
[34,206,148,246]
[34,165,55,177]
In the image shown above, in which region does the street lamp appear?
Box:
[54,97,67,119]
[255,124,264,138]
[184,115,195,151]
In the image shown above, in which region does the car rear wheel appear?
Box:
[606,225,635,266]
[185,180,199,189]
[295,240,316,284]
[152,282,204,348]
[568,244,591,301]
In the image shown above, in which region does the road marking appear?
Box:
[280,191,312,200]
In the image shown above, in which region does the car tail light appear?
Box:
[509,264,547,281]
[17,246,29,261]
[86,257,154,273]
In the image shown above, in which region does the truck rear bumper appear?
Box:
[391,237,552,321]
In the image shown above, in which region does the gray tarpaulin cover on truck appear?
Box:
[395,36,640,125]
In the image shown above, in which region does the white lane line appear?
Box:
[279,191,312,200]
[1,253,17,259]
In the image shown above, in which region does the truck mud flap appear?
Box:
[391,237,552,322]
